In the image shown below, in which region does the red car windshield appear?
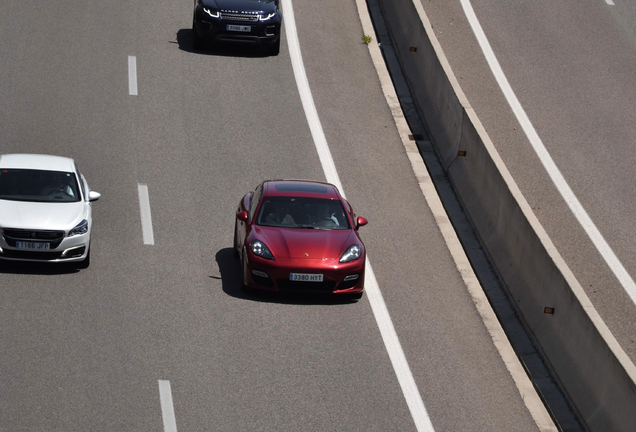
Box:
[257,196,350,230]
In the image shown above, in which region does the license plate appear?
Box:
[16,241,50,250]
[290,273,323,282]
[227,25,251,32]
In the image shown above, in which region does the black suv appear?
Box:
[193,0,282,55]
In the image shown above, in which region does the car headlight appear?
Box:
[68,219,88,237]
[259,12,276,21]
[251,240,274,260]
[203,7,220,18]
[340,245,361,263]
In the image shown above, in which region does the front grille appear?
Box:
[2,229,65,248]
[220,12,259,22]
[276,279,336,293]
[0,249,64,260]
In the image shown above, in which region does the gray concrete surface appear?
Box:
[421,0,636,369]
[0,0,541,431]
[375,0,636,430]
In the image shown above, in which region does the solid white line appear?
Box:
[282,1,435,430]
[606,0,615,5]
[353,1,557,430]
[460,0,636,305]
[158,380,178,432]
[128,55,138,96]
[138,183,155,245]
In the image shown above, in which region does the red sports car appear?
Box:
[234,180,368,299]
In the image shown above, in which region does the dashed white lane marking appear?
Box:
[282,0,435,430]
[606,0,615,5]
[460,0,636,305]
[138,183,155,245]
[128,55,138,96]
[158,380,178,432]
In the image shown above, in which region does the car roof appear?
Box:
[0,154,76,172]
[262,180,341,199]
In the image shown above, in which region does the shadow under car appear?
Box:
[215,247,360,305]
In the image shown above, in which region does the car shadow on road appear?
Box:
[175,29,270,58]
[215,247,359,305]
[0,260,80,275]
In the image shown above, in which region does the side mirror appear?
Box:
[236,211,249,223]
[356,216,368,229]
[88,191,101,202]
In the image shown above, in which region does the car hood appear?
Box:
[254,226,357,259]
[202,0,277,13]
[0,200,86,231]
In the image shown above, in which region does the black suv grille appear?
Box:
[2,229,65,248]
[221,12,259,22]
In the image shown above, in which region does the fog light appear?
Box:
[252,269,268,278]
[343,274,359,281]
[62,245,85,258]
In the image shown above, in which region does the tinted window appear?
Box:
[256,197,350,230]
[274,184,328,193]
[0,169,81,203]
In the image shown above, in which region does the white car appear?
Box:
[0,154,100,268]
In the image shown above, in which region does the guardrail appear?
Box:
[376,0,636,430]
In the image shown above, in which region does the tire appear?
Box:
[76,248,90,269]
[267,38,280,56]
[233,223,240,257]
[240,248,251,293]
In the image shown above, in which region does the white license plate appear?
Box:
[227,25,251,32]
[16,241,50,250]
[290,273,323,282]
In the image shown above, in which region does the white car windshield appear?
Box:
[0,169,81,203]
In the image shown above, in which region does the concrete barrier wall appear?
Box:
[376,0,636,430]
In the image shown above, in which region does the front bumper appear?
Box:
[194,7,281,45]
[0,231,90,263]
[244,251,365,295]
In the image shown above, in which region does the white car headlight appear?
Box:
[339,245,361,263]
[251,240,274,260]
[259,12,276,21]
[203,7,220,18]
[68,219,88,237]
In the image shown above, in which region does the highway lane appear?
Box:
[0,0,542,430]
[418,0,636,362]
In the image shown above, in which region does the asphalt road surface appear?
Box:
[0,0,542,430]
[418,0,636,365]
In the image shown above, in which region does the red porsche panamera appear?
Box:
[234,180,368,299]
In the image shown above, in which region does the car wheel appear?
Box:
[267,38,280,56]
[76,248,90,269]
[233,223,240,257]
[240,248,252,293]
[192,16,203,50]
